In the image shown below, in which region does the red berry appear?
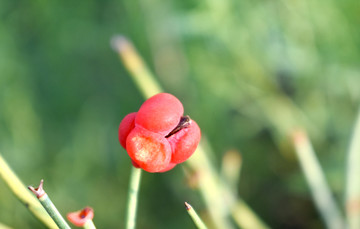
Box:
[136,93,183,135]
[158,162,177,172]
[126,127,172,172]
[118,112,137,148]
[118,93,201,173]
[167,120,201,164]
[131,159,140,168]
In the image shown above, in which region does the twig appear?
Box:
[0,153,57,228]
[28,179,71,229]
[184,202,208,229]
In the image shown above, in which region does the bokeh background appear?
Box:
[0,0,359,228]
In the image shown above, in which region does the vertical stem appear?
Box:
[126,167,142,229]
[84,220,96,229]
[292,130,345,229]
[111,36,162,99]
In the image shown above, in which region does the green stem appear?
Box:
[126,167,142,229]
[184,202,208,229]
[111,35,162,99]
[28,180,71,229]
[39,194,71,229]
[0,222,12,229]
[292,130,345,229]
[0,154,57,228]
[84,220,96,229]
[345,107,360,229]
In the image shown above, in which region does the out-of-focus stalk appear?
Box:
[189,140,269,229]
[0,154,57,228]
[84,220,96,229]
[292,129,345,229]
[345,108,360,229]
[221,149,242,193]
[0,222,12,229]
[111,35,162,99]
[112,35,269,229]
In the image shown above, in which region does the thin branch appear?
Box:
[292,129,345,229]
[28,179,71,229]
[345,107,360,229]
[0,153,57,228]
[184,202,208,229]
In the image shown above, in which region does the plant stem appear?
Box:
[345,107,360,229]
[292,129,345,229]
[39,194,71,229]
[221,149,242,194]
[0,154,57,228]
[84,220,96,229]
[126,167,142,229]
[230,198,269,229]
[184,202,208,229]
[0,222,12,229]
[28,180,71,229]
[111,35,162,99]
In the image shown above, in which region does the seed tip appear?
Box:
[184,201,192,211]
[110,35,129,52]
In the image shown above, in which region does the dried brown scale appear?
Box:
[165,115,191,138]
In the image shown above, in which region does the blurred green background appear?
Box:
[0,0,359,228]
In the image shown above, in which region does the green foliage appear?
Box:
[0,0,359,228]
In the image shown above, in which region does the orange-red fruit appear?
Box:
[136,93,183,135]
[118,112,137,148]
[167,120,201,164]
[118,93,201,173]
[126,127,172,172]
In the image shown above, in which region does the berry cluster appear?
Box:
[118,93,201,173]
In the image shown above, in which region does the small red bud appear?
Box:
[67,207,94,227]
